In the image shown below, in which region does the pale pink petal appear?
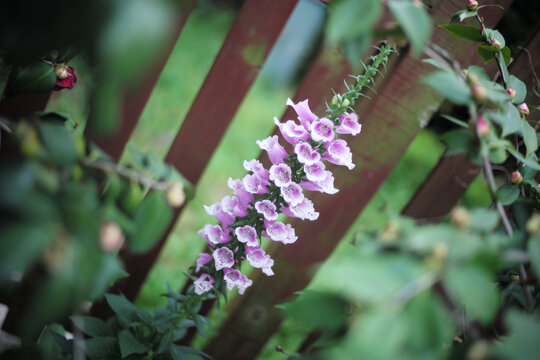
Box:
[213,247,235,270]
[194,274,214,295]
[274,117,310,145]
[196,253,212,272]
[294,142,321,165]
[325,139,355,170]
[286,98,318,131]
[280,182,304,206]
[256,135,288,165]
[235,225,259,247]
[310,118,335,142]
[269,163,292,188]
[336,113,361,136]
[254,199,278,221]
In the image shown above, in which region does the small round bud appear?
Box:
[510,171,523,184]
[509,274,520,283]
[275,346,284,353]
[491,39,502,49]
[471,83,486,102]
[506,87,516,98]
[476,116,490,137]
[467,341,488,360]
[342,98,351,107]
[526,213,540,234]
[518,102,529,116]
[166,182,186,208]
[100,222,124,252]
[378,220,401,243]
[54,64,69,80]
[413,0,424,8]
[467,0,479,11]
[431,242,449,262]
[453,336,463,344]
[331,94,339,105]
[461,69,469,78]
[451,207,470,229]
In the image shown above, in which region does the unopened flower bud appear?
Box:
[506,87,516,98]
[331,95,339,105]
[476,116,490,137]
[451,207,470,229]
[518,102,529,116]
[378,220,401,243]
[467,341,488,360]
[54,64,69,80]
[100,222,124,252]
[342,98,351,107]
[431,241,449,262]
[467,0,479,11]
[166,182,186,208]
[466,73,478,86]
[413,0,424,8]
[510,171,523,184]
[509,274,520,283]
[491,39,502,49]
[526,213,540,234]
[472,83,486,102]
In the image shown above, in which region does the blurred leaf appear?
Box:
[450,9,477,24]
[424,71,471,105]
[88,81,121,135]
[489,144,508,165]
[468,208,499,232]
[130,191,172,253]
[528,235,540,281]
[119,181,144,216]
[81,336,118,360]
[119,329,150,358]
[483,29,506,49]
[440,129,475,155]
[439,24,483,42]
[489,103,521,137]
[282,290,348,330]
[445,266,499,322]
[174,345,212,360]
[496,184,519,206]
[441,114,468,128]
[89,254,129,299]
[71,316,112,337]
[507,148,540,171]
[501,46,511,66]
[478,79,510,103]
[493,311,540,360]
[38,122,79,166]
[344,34,372,71]
[38,324,69,360]
[105,293,141,325]
[477,44,495,63]
[521,119,538,158]
[467,65,490,81]
[6,62,56,95]
[326,0,382,43]
[508,75,527,104]
[511,200,533,234]
[388,0,431,57]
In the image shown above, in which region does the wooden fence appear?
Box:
[4,0,540,358]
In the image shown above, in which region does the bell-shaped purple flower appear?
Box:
[269,163,292,188]
[245,246,274,275]
[280,182,304,207]
[228,178,254,206]
[286,98,318,131]
[254,199,278,221]
[223,268,253,294]
[243,159,270,184]
[281,197,319,221]
[198,224,230,246]
[221,195,248,218]
[213,247,235,270]
[294,142,321,165]
[325,139,355,170]
[204,203,235,227]
[304,162,327,182]
[264,220,297,244]
[242,173,268,195]
[337,112,361,136]
[310,118,335,142]
[235,225,259,247]
[196,253,212,272]
[194,273,214,295]
[256,135,288,165]
[274,117,310,145]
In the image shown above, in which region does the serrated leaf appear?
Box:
[450,9,477,24]
[445,266,499,322]
[424,71,471,105]
[509,75,527,104]
[439,24,483,42]
[389,0,432,57]
[521,119,538,158]
[496,184,520,205]
[118,329,150,358]
[71,316,112,337]
[326,0,382,43]
[130,191,173,253]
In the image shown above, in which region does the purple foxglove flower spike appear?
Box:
[198,224,230,246]
[245,246,273,271]
[213,247,235,270]
[228,177,254,206]
[325,139,355,170]
[280,182,304,207]
[286,98,318,131]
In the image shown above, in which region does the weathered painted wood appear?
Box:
[104,0,299,307]
[203,1,512,358]
[88,0,197,160]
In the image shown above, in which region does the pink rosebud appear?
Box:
[506,87,516,98]
[519,103,529,116]
[476,116,490,137]
[491,39,502,49]
[472,84,487,103]
[99,222,124,252]
[53,64,77,90]
[511,171,523,184]
[467,0,478,11]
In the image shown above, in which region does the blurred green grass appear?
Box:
[47,3,490,359]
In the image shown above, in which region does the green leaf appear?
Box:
[388,0,432,57]
[509,75,527,104]
[38,122,79,166]
[493,310,540,360]
[445,266,499,322]
[326,0,382,43]
[501,46,511,66]
[440,129,475,155]
[105,293,141,325]
[118,329,150,358]
[423,71,471,105]
[468,208,499,233]
[282,290,348,329]
[521,119,538,158]
[483,29,506,49]
[496,184,520,206]
[89,254,129,299]
[82,336,118,360]
[6,62,56,95]
[174,346,212,360]
[478,79,510,103]
[344,34,372,71]
[507,148,540,171]
[71,316,112,337]
[467,65,490,81]
[488,104,521,137]
[441,114,468,128]
[450,9,477,24]
[528,235,540,281]
[477,44,496,63]
[130,191,173,253]
[439,24,483,42]
[489,144,508,164]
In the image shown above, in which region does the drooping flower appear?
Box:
[242,173,268,195]
[221,195,248,218]
[196,253,212,272]
[198,224,230,246]
[280,182,304,207]
[286,98,318,131]
[269,163,292,187]
[213,247,235,270]
[223,268,253,294]
[256,135,288,164]
[325,139,355,170]
[264,220,297,244]
[254,199,279,221]
[235,225,259,247]
[53,64,77,91]
[304,162,327,182]
[204,203,235,227]
[294,142,321,165]
[228,178,254,206]
[337,113,361,136]
[244,159,270,183]
[245,246,274,274]
[310,118,335,142]
[301,170,338,195]
[281,197,319,221]
[274,117,310,145]
[194,274,215,295]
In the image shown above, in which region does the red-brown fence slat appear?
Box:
[88,0,197,160]
[202,1,512,358]
[99,0,300,309]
